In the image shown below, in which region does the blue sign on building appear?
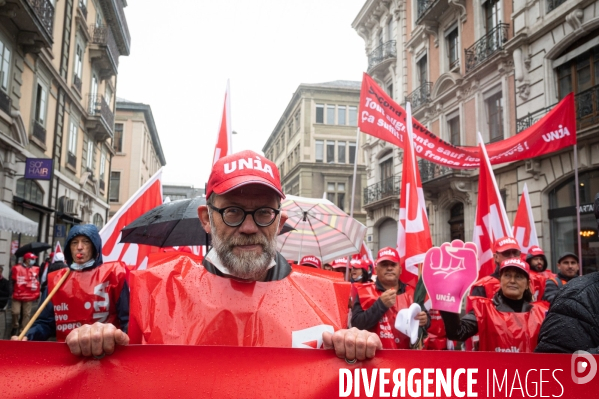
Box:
[54,224,66,238]
[25,158,53,180]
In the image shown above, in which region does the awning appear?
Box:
[0,201,38,236]
[13,196,55,214]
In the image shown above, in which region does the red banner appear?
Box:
[1,341,597,398]
[359,73,576,169]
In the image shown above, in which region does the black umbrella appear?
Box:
[14,242,51,258]
[120,196,296,248]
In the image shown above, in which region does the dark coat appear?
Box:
[535,272,599,354]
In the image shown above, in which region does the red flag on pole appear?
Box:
[397,102,433,287]
[513,183,539,254]
[473,134,513,278]
[212,80,232,165]
[54,241,62,254]
[100,169,164,270]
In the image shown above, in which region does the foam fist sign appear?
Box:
[422,240,479,313]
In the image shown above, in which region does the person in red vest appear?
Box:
[350,247,429,349]
[542,252,580,303]
[10,252,40,336]
[525,245,554,302]
[350,258,371,284]
[299,255,322,269]
[441,258,548,353]
[63,150,381,360]
[13,224,129,348]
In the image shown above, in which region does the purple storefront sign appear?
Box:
[25,158,53,180]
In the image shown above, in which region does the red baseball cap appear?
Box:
[493,237,520,253]
[350,258,369,271]
[499,258,530,277]
[331,257,349,269]
[528,245,544,257]
[206,150,284,199]
[23,253,37,260]
[376,247,400,265]
[299,255,322,269]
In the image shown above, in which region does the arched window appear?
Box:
[93,213,104,229]
[16,178,43,204]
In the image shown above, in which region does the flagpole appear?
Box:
[573,144,582,275]
[346,127,361,282]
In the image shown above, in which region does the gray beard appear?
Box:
[210,218,278,280]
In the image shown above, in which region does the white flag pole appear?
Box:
[346,127,361,282]
[573,144,582,275]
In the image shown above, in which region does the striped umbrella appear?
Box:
[277,195,367,264]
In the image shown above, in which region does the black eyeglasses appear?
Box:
[208,204,280,227]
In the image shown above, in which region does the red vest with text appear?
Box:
[49,261,127,342]
[471,296,548,353]
[128,254,350,347]
[356,283,414,349]
[11,264,40,301]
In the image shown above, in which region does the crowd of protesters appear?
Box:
[3,152,597,359]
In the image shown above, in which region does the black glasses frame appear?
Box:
[208,204,280,227]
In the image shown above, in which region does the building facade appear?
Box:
[0,0,130,272]
[353,0,599,274]
[162,185,204,202]
[109,98,166,217]
[262,81,367,225]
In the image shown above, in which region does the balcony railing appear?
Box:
[418,159,456,183]
[67,152,77,168]
[90,24,120,68]
[87,94,114,128]
[364,174,401,206]
[368,40,396,71]
[33,121,46,143]
[73,75,82,92]
[0,90,11,115]
[417,0,437,21]
[465,23,509,74]
[547,0,567,13]
[516,86,599,133]
[79,0,88,19]
[29,0,55,37]
[405,82,432,110]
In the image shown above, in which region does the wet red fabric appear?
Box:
[11,264,40,301]
[128,255,350,346]
[424,309,449,350]
[356,283,414,349]
[471,296,548,353]
[49,262,127,341]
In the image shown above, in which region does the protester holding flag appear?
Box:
[351,247,429,349]
[542,252,580,303]
[15,225,129,347]
[441,258,548,353]
[63,150,382,361]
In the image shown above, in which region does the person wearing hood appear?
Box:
[542,252,580,304]
[13,224,129,347]
[525,245,554,302]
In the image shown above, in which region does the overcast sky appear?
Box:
[116,0,368,187]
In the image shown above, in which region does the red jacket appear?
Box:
[11,264,40,301]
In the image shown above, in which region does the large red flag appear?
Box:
[513,183,539,254]
[473,134,513,277]
[100,169,164,270]
[397,103,433,286]
[212,80,232,165]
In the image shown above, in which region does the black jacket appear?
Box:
[470,264,500,298]
[441,291,534,341]
[542,272,577,303]
[535,272,599,354]
[351,279,431,331]
[202,250,292,282]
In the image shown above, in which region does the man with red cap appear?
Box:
[441,258,548,352]
[330,257,350,277]
[299,255,322,269]
[525,245,553,301]
[351,247,429,349]
[10,252,40,336]
[65,150,382,361]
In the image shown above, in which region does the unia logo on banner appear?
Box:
[422,240,479,313]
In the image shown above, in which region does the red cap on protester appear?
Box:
[331,257,349,269]
[23,253,37,260]
[493,237,520,253]
[528,245,544,257]
[376,247,400,265]
[206,150,285,199]
[351,258,369,271]
[299,255,322,269]
[499,258,530,277]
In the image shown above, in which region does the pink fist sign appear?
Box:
[422,240,479,313]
